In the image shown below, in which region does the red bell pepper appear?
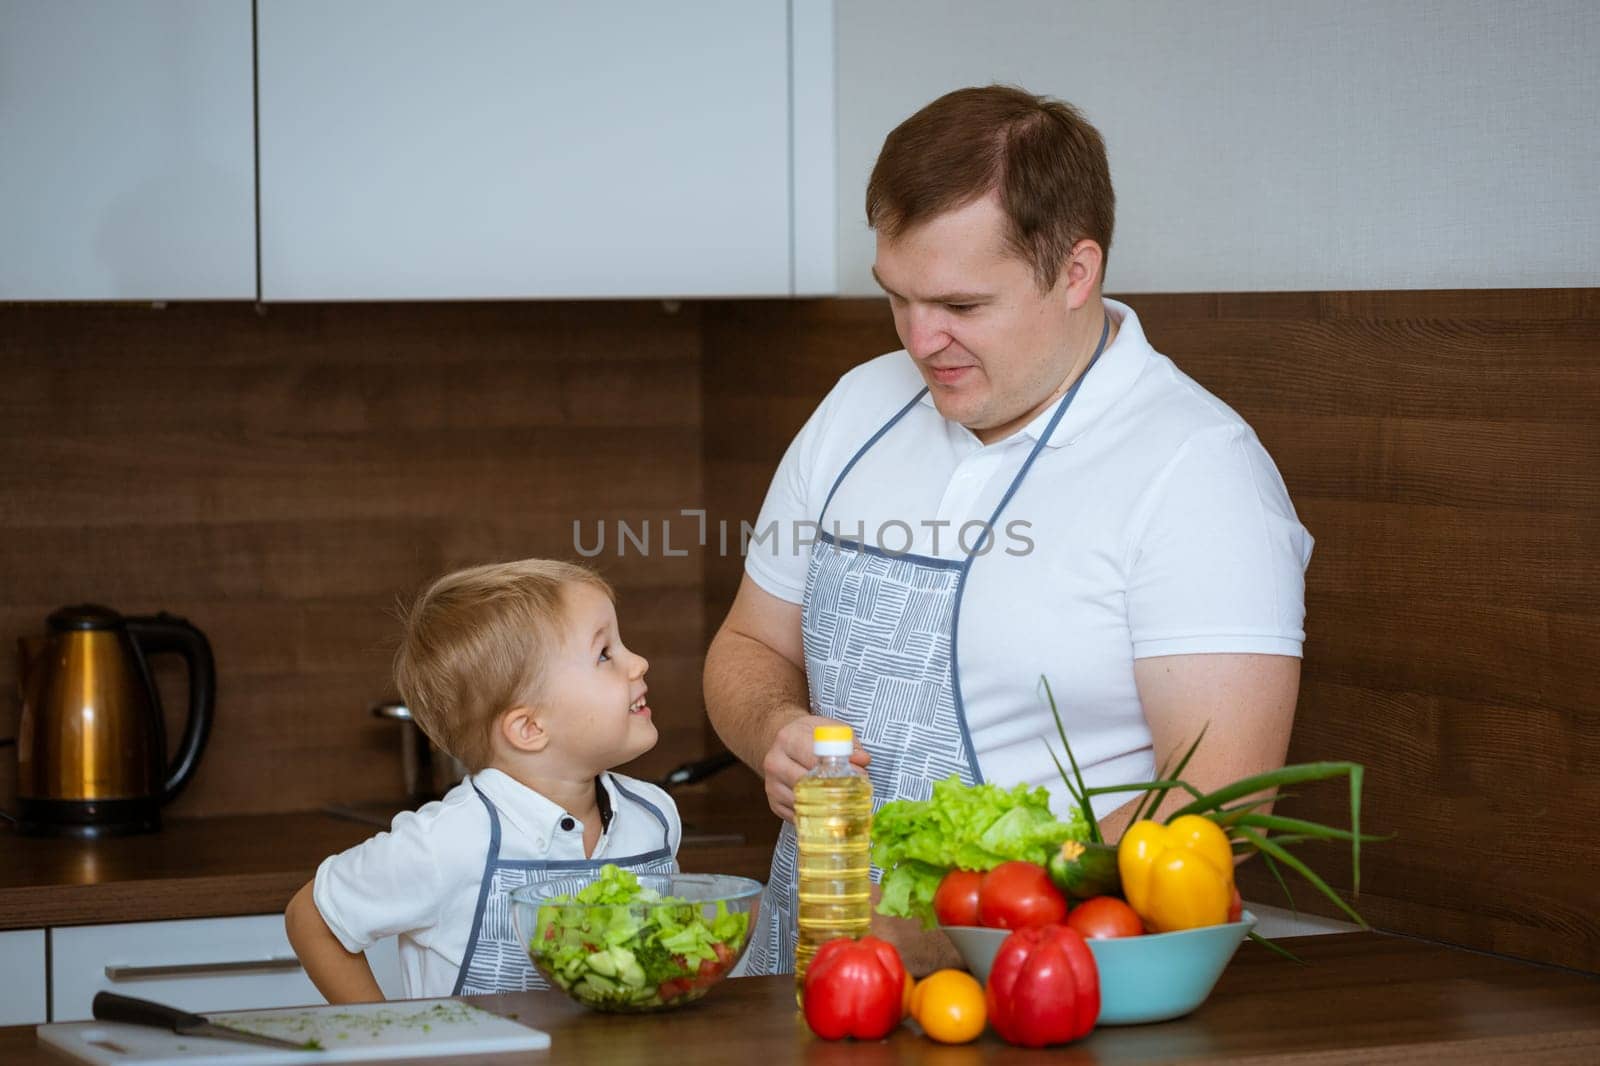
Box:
[801,936,908,1041]
[984,925,1100,1047]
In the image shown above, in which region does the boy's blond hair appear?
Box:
[394,559,613,772]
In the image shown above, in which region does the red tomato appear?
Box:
[1228,883,1243,924]
[802,936,908,1041]
[933,868,983,926]
[985,925,1100,1047]
[1066,896,1143,939]
[691,957,725,990]
[977,861,1068,930]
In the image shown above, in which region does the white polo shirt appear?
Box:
[745,299,1312,819]
[313,769,681,998]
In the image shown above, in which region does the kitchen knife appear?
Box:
[92,992,313,1051]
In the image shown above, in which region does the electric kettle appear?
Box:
[15,604,215,837]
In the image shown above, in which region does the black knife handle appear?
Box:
[661,751,738,790]
[93,991,205,1032]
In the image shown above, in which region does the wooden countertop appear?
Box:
[6,933,1599,1064]
[0,811,373,930]
[0,786,780,931]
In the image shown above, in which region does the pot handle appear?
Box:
[125,613,216,805]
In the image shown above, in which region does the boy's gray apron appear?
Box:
[453,779,675,995]
[747,322,1108,975]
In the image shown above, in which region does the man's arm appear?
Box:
[284,881,384,1004]
[704,575,868,821]
[1096,653,1300,844]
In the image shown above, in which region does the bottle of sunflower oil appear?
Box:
[794,724,873,1006]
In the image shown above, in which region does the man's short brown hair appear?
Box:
[393,559,612,772]
[866,84,1115,291]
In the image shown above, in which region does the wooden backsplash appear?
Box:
[5,290,1597,972]
[700,291,1600,973]
[1,301,708,817]
[1152,290,1600,974]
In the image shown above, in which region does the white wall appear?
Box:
[836,1,1599,294]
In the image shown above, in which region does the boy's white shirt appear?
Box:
[313,768,683,998]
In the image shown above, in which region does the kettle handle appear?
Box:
[125,614,216,805]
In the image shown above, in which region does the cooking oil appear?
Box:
[793,724,873,1006]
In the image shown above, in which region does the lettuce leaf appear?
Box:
[872,775,1089,927]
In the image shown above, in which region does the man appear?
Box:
[705,86,1311,975]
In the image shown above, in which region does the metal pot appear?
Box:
[370,700,467,803]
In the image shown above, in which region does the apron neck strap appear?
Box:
[967,312,1112,554]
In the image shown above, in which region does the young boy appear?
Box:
[285,558,681,1002]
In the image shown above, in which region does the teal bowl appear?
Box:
[943,911,1256,1025]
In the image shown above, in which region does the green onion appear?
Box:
[1040,674,1375,939]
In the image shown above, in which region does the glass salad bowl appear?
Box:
[510,868,763,1013]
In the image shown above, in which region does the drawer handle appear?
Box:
[104,957,304,981]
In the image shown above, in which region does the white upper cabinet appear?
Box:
[0,0,256,301]
[257,1,812,300]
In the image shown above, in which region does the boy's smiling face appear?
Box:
[533,582,656,774]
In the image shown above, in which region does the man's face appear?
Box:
[873,193,1085,444]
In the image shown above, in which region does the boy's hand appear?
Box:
[761,714,871,822]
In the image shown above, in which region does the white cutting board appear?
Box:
[36,999,550,1064]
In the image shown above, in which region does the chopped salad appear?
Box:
[526,865,750,1010]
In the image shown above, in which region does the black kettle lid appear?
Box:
[48,604,126,632]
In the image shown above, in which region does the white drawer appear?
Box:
[51,915,403,1022]
[0,929,48,1026]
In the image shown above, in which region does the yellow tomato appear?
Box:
[910,969,986,1044]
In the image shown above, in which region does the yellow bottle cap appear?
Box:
[813,725,853,743]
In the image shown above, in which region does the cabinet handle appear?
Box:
[104,957,304,981]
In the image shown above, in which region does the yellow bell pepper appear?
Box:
[1117,815,1234,932]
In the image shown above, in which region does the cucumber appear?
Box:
[614,948,647,988]
[1047,839,1122,900]
[580,972,619,994]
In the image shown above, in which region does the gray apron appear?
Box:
[747,323,1108,975]
[453,779,675,995]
